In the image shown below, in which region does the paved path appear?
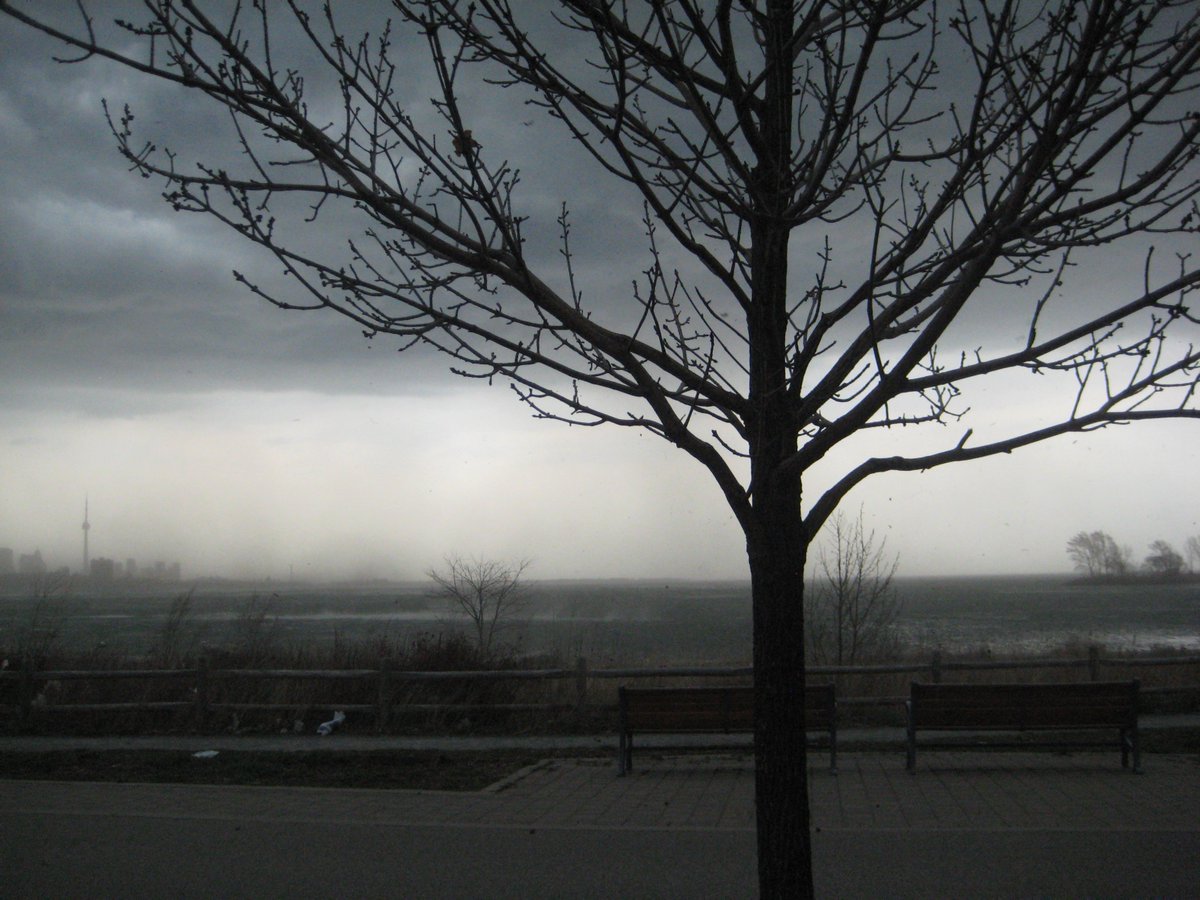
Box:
[3,751,1198,898]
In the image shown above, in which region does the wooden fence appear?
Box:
[2,649,1198,731]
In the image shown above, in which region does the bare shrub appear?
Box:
[149,592,204,668]
[807,512,902,666]
[428,556,531,657]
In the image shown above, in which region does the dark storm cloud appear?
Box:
[0,6,471,402]
[1,1,1187,433]
[2,2,1194,407]
[0,1,660,409]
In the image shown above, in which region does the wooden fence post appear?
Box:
[931,651,942,683]
[193,655,209,731]
[1088,645,1100,681]
[376,657,392,732]
[574,657,589,713]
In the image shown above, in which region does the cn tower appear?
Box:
[82,497,90,574]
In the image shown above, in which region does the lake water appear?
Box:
[891,575,1200,655]
[1,574,1197,662]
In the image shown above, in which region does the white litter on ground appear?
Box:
[317,711,346,735]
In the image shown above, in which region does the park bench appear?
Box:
[905,680,1141,772]
[617,683,837,776]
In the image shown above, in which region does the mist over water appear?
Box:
[3,574,1197,663]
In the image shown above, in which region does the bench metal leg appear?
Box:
[1125,728,1142,774]
[618,731,631,776]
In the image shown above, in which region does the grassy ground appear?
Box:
[2,730,1195,791]
[0,748,557,791]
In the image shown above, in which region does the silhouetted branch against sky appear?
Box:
[0,1,1197,580]
[3,4,1198,895]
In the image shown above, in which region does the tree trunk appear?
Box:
[749,477,813,899]
[747,2,810,894]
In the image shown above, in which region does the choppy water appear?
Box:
[892,575,1200,655]
[1,574,1197,662]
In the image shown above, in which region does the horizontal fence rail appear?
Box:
[2,649,1198,730]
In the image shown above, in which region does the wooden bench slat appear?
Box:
[912,682,1136,703]
[914,697,1135,710]
[625,708,753,724]
[906,680,1140,772]
[617,684,837,775]
[912,708,1133,729]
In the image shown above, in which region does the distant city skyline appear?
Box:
[0,498,182,581]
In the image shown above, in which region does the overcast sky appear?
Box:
[1,4,1197,582]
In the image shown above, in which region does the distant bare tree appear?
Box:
[1186,535,1200,573]
[1067,530,1134,577]
[1067,531,1109,577]
[428,555,530,655]
[1144,540,1184,576]
[4,2,1200,894]
[807,511,901,665]
[1108,541,1135,577]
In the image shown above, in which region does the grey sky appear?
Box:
[0,3,1196,581]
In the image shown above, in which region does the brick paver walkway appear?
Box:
[4,750,1194,832]
[492,751,1199,832]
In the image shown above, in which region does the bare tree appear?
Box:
[428,554,530,655]
[4,2,1200,894]
[1106,540,1135,577]
[807,511,901,665]
[1066,530,1132,577]
[1067,531,1109,577]
[1144,539,1184,576]
[1186,535,1200,573]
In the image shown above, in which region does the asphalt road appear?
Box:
[5,810,1198,898]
